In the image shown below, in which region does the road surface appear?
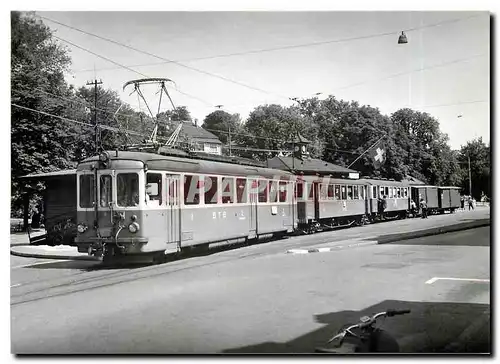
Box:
[11,224,490,354]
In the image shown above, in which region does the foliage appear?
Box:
[202,110,242,145]
[11,11,75,212]
[457,137,490,199]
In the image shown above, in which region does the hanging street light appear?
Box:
[398,31,408,44]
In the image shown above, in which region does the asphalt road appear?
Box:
[11,225,490,354]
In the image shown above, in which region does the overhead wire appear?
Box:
[59,13,484,74]
[41,15,290,101]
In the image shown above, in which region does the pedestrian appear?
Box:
[420,198,428,219]
[410,199,417,218]
[460,195,465,210]
[380,195,387,220]
[468,196,474,211]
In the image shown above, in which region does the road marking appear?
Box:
[425,277,490,285]
[287,241,377,254]
[11,259,69,269]
[10,284,21,288]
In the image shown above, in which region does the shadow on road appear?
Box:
[223,300,490,354]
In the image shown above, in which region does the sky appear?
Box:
[35,10,490,150]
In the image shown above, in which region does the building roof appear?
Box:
[267,156,359,175]
[401,175,426,185]
[290,133,311,144]
[22,169,77,179]
[179,122,222,144]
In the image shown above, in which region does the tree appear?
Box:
[457,137,490,199]
[390,108,459,185]
[202,110,242,145]
[241,104,305,160]
[11,11,75,213]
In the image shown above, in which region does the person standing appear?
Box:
[420,198,428,219]
[460,195,465,210]
[468,196,474,210]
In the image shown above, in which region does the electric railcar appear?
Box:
[75,150,296,261]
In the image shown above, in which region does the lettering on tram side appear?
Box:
[212,211,227,219]
[238,210,246,220]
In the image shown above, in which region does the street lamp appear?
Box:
[398,31,408,44]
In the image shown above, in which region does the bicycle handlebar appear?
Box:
[328,309,411,343]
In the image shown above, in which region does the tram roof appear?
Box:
[78,151,294,178]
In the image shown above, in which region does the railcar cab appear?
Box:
[75,151,149,260]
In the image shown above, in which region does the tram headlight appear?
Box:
[77,224,88,233]
[128,222,140,233]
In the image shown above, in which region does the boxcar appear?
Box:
[438,186,461,213]
[411,185,439,213]
[74,151,296,260]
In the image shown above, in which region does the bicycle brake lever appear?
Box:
[327,332,346,344]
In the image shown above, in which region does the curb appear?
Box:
[287,241,377,254]
[377,219,490,245]
[286,219,490,255]
[10,248,100,261]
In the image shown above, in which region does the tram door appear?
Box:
[313,182,320,221]
[165,174,181,251]
[369,185,379,214]
[249,179,258,239]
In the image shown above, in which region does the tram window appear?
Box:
[372,186,377,198]
[308,183,314,200]
[146,173,162,205]
[360,186,365,200]
[279,181,287,202]
[347,186,353,200]
[79,175,95,208]
[353,185,359,199]
[397,188,401,198]
[404,188,408,198]
[295,182,304,199]
[341,186,347,200]
[99,175,113,207]
[384,187,389,197]
[269,181,278,203]
[328,184,334,199]
[258,179,268,203]
[389,187,393,198]
[320,184,328,200]
[221,177,234,204]
[335,185,341,200]
[236,178,247,203]
[117,173,139,207]
[184,175,200,205]
[204,176,218,204]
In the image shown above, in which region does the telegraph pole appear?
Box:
[86,79,103,153]
[468,154,472,196]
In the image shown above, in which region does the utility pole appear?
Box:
[228,124,232,157]
[86,79,103,153]
[468,154,472,197]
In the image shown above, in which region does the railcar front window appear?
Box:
[279,181,287,202]
[146,173,162,205]
[100,175,113,207]
[117,173,139,207]
[79,175,95,208]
